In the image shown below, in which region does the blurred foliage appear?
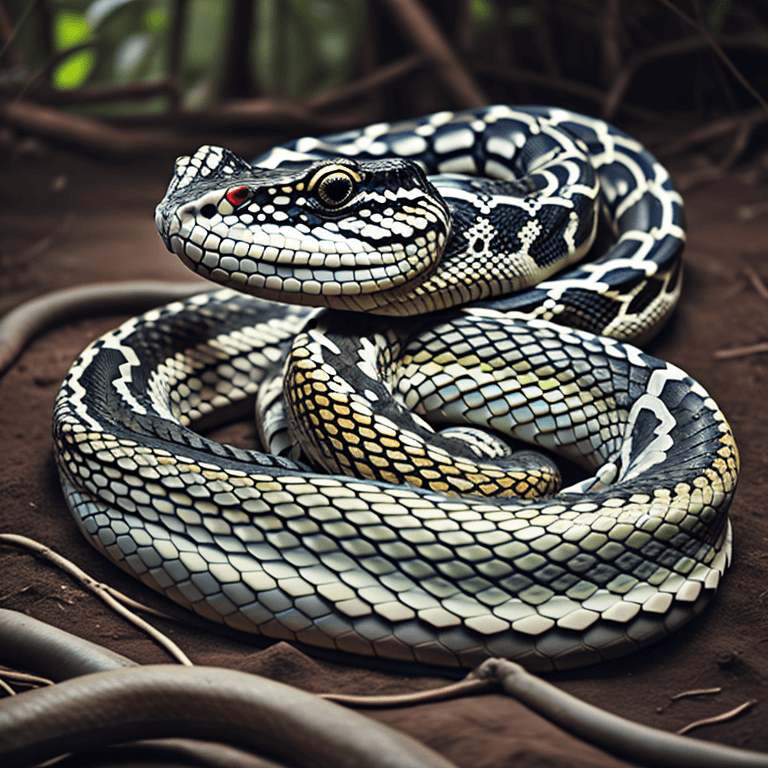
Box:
[52,10,95,89]
[6,0,367,108]
[2,0,767,119]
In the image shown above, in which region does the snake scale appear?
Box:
[52,106,738,672]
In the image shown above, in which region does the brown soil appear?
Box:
[1,143,768,768]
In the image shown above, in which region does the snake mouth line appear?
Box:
[170,232,430,297]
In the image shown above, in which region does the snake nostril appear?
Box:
[200,204,217,219]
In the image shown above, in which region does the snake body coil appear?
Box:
[53,106,738,671]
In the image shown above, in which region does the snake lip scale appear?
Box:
[53,105,738,672]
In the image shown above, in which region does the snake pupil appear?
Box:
[317,173,354,207]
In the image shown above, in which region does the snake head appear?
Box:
[155,145,451,312]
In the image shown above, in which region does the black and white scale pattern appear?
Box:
[154,105,683,337]
[53,106,738,671]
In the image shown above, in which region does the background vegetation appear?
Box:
[1,0,767,163]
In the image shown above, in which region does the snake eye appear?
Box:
[225,185,250,207]
[311,166,359,208]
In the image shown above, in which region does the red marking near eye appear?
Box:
[225,186,250,206]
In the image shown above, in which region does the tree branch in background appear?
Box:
[28,78,179,107]
[167,0,189,111]
[600,0,623,86]
[2,0,766,163]
[657,107,767,156]
[533,0,561,78]
[672,120,755,191]
[0,49,435,159]
[375,0,488,109]
[0,0,36,64]
[220,0,257,100]
[0,99,181,155]
[187,96,371,131]
[12,38,99,103]
[653,0,768,118]
[601,35,768,121]
[308,53,427,111]
[0,0,25,67]
[473,61,660,123]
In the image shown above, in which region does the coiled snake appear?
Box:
[53,106,738,671]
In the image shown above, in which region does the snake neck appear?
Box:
[366,188,600,316]
[156,118,601,318]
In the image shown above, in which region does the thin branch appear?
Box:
[673,119,755,190]
[13,38,99,104]
[168,0,188,110]
[676,700,757,735]
[0,0,24,66]
[321,676,494,708]
[25,78,179,107]
[653,0,768,117]
[308,53,427,110]
[657,107,767,156]
[533,0,560,77]
[100,584,192,624]
[0,534,193,666]
[602,35,768,121]
[0,99,181,155]
[0,0,37,64]
[0,668,53,687]
[671,687,723,701]
[714,341,768,359]
[375,0,488,109]
[0,96,379,157]
[601,0,623,85]
[37,0,53,64]
[473,61,660,123]
[186,96,372,131]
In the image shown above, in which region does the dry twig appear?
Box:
[658,108,767,157]
[13,38,100,104]
[673,119,756,190]
[602,35,767,122]
[0,99,181,155]
[321,677,494,708]
[375,0,488,109]
[671,687,723,701]
[0,0,35,64]
[167,0,188,110]
[601,0,623,86]
[474,61,659,123]
[309,53,427,110]
[714,342,768,360]
[713,267,768,358]
[653,0,768,118]
[676,700,757,735]
[0,533,193,666]
[23,79,180,107]
[744,265,768,302]
[0,668,53,688]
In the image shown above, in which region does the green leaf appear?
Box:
[55,10,93,50]
[53,49,96,89]
[53,9,95,89]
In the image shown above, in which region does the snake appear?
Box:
[52,105,739,672]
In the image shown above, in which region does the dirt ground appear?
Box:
[1,137,768,768]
